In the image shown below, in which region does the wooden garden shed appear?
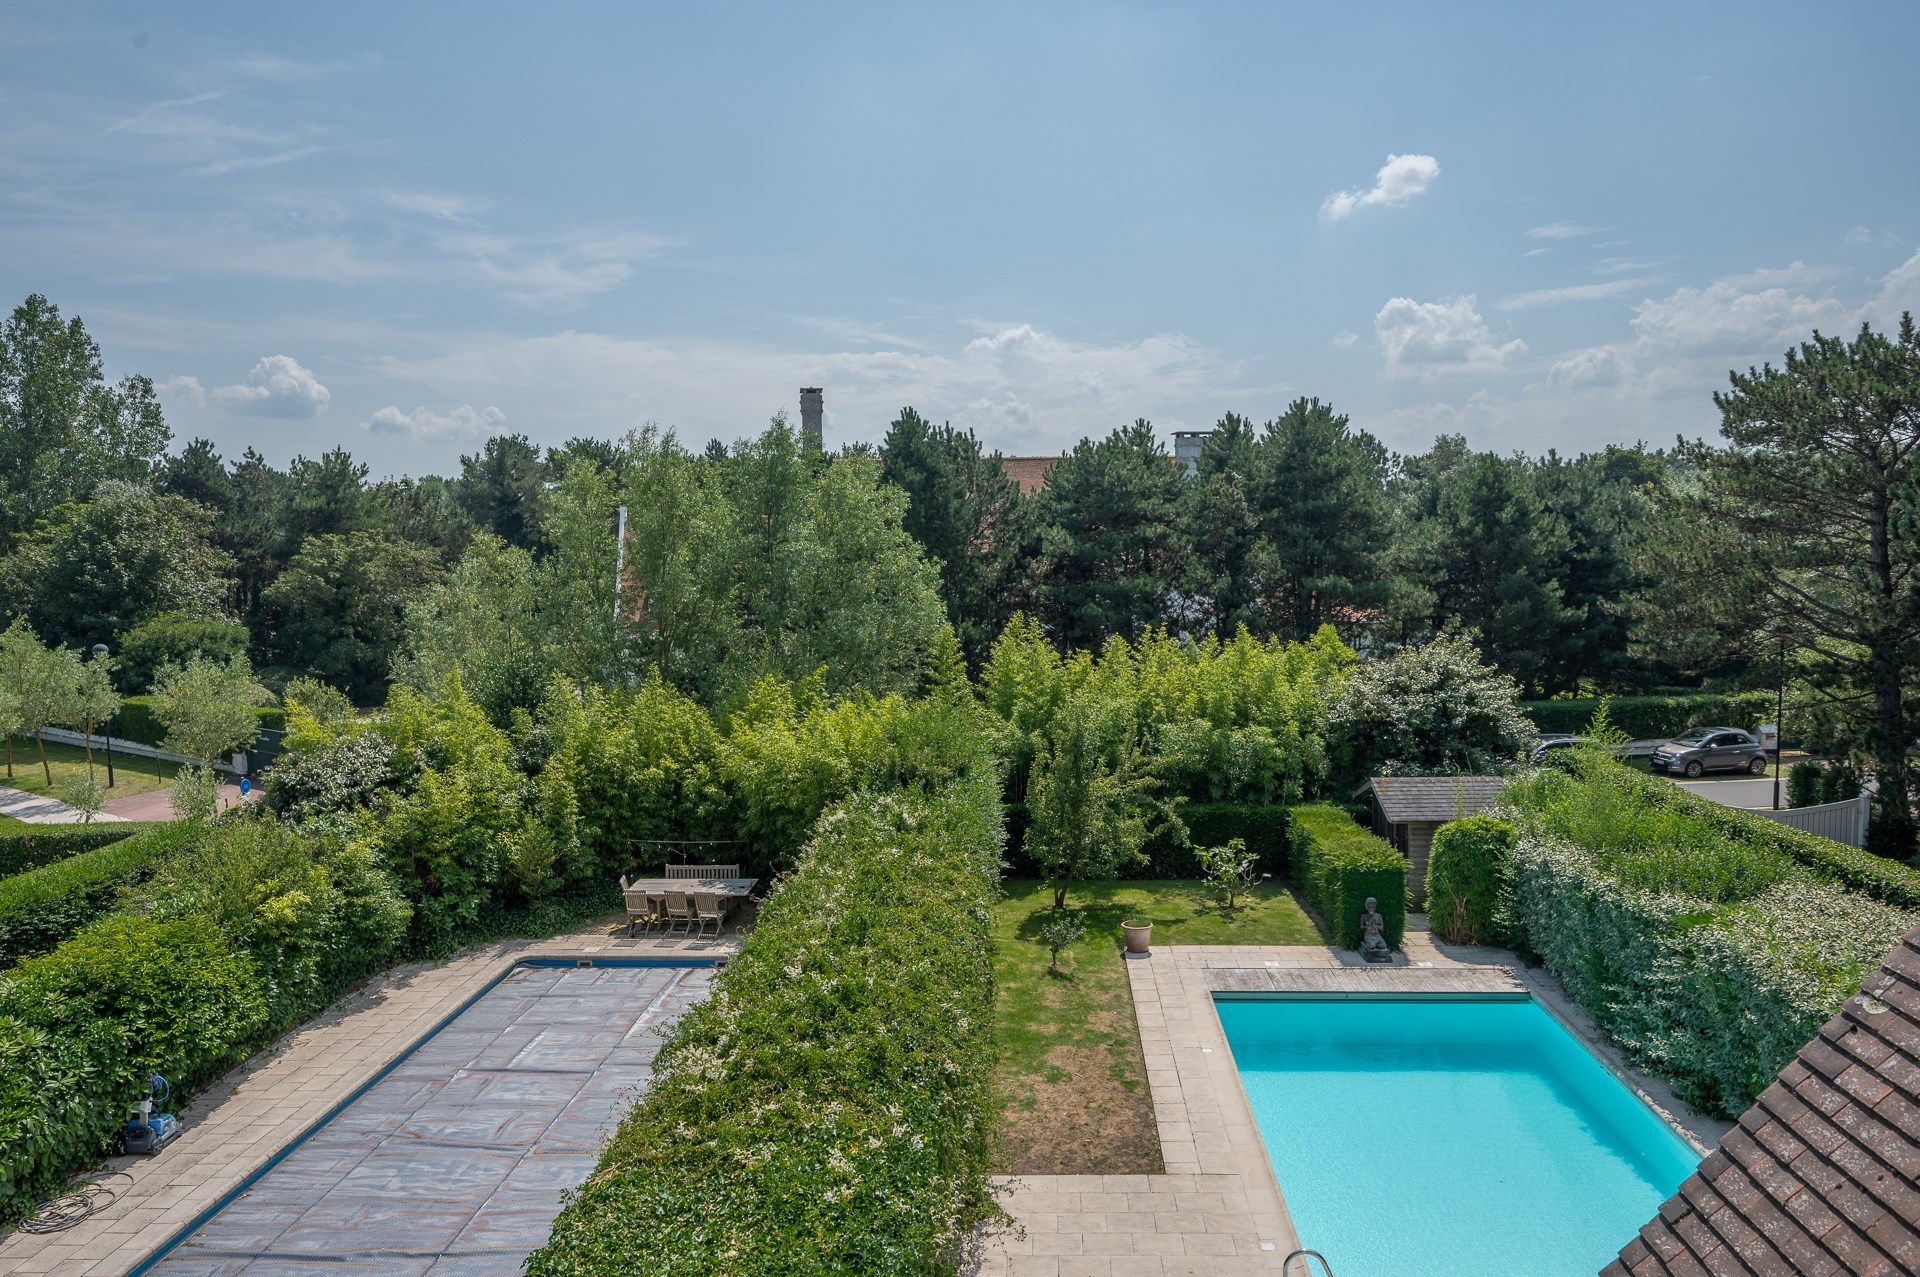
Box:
[1357,775,1508,908]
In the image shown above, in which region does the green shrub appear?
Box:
[1287,803,1405,948]
[1786,760,1824,808]
[1547,752,1920,909]
[1506,830,1910,1115]
[0,823,204,966]
[1426,815,1518,946]
[1520,692,1771,740]
[0,914,269,1222]
[528,776,1002,1276]
[0,822,161,878]
[114,612,250,693]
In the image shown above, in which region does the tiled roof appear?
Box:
[1000,455,1059,496]
[1362,775,1507,825]
[1603,922,1920,1277]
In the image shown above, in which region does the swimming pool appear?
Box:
[1216,996,1698,1277]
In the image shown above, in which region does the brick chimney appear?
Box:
[799,387,824,453]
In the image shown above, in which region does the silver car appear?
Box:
[1649,727,1768,778]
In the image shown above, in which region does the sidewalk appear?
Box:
[0,785,127,824]
[0,781,257,825]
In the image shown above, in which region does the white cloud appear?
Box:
[1846,226,1874,246]
[1320,154,1440,220]
[386,191,489,221]
[1527,222,1604,240]
[1629,276,1849,350]
[364,403,506,439]
[210,355,332,418]
[1496,277,1659,311]
[1547,345,1629,389]
[374,321,1244,454]
[1523,247,1551,258]
[441,228,680,307]
[156,374,206,407]
[1595,257,1661,275]
[1865,247,1920,327]
[1331,330,1359,348]
[1373,296,1526,380]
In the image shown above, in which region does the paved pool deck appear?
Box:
[968,926,1730,1276]
[0,922,735,1277]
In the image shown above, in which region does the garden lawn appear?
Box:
[0,739,180,800]
[991,878,1323,1174]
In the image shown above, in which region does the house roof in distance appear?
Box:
[1359,775,1508,824]
[999,455,1059,496]
[1605,920,1920,1277]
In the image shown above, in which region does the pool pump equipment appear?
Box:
[124,1074,179,1154]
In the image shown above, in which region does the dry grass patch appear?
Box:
[989,878,1323,1174]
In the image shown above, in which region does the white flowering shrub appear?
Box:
[528,772,1004,1275]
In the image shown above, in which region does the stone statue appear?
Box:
[1359,896,1392,963]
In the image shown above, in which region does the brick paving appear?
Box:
[968,928,1725,1275]
[0,923,735,1277]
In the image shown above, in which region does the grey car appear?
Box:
[1649,727,1769,778]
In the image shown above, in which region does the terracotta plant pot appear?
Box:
[1122,920,1153,954]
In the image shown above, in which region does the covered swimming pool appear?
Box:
[139,960,713,1276]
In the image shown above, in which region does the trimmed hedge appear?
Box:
[1520,692,1771,740]
[1560,752,1920,910]
[0,913,269,1222]
[1426,815,1518,946]
[0,822,160,878]
[0,824,204,966]
[1503,762,1917,1116]
[1287,803,1405,949]
[528,777,1003,1276]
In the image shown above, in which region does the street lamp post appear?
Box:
[1772,635,1786,812]
[88,643,115,789]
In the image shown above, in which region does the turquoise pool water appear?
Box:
[1216,996,1698,1277]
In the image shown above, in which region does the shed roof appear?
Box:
[1604,921,1920,1277]
[1361,775,1507,825]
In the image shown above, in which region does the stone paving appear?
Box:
[0,924,734,1277]
[968,928,1727,1275]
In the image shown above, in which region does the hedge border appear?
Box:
[1521,692,1771,740]
[0,823,203,966]
[0,823,160,879]
[1287,803,1405,949]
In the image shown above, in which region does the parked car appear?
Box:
[1530,734,1638,765]
[1649,727,1769,778]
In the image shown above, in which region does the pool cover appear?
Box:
[147,962,712,1276]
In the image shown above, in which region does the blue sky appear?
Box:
[3,2,1917,476]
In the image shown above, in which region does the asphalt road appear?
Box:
[1673,774,1791,811]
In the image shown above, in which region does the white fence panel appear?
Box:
[1752,794,1870,848]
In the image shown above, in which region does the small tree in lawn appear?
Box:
[4,625,76,787]
[150,654,272,817]
[1025,697,1151,910]
[1036,907,1086,972]
[1195,837,1260,908]
[54,772,105,823]
[60,648,121,782]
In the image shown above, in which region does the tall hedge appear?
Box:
[0,914,269,1221]
[528,777,1003,1276]
[1519,692,1770,740]
[101,696,284,753]
[0,823,204,966]
[0,822,159,878]
[1502,762,1917,1116]
[1426,815,1518,946]
[1287,803,1405,949]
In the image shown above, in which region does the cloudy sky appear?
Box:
[3,2,1917,475]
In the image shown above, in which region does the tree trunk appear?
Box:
[1866,492,1917,857]
[1052,878,1069,910]
[35,730,50,787]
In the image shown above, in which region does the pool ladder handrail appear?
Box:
[1282,1249,1334,1276]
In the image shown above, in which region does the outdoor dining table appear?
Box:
[620,878,759,935]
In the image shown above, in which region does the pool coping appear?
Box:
[968,934,1730,1275]
[0,926,737,1277]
